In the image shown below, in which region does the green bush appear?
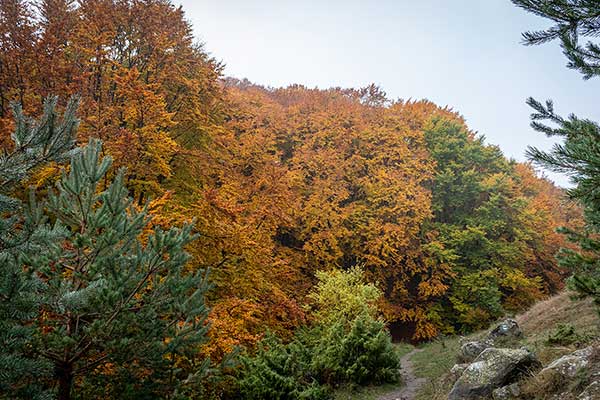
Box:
[313,314,400,386]
[236,267,400,398]
[306,266,382,328]
[237,332,330,400]
[237,315,399,398]
[546,323,586,347]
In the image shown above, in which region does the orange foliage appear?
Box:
[0,1,578,349]
[513,163,583,292]
[208,83,464,340]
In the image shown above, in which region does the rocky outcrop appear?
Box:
[450,363,470,382]
[460,341,493,363]
[459,319,523,363]
[539,346,593,379]
[446,314,598,400]
[488,319,522,342]
[532,346,598,400]
[448,348,540,400]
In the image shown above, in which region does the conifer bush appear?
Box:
[0,97,79,399]
[312,314,400,386]
[236,267,400,398]
[308,267,399,387]
[545,323,588,347]
[238,332,328,400]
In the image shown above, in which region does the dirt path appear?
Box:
[378,348,427,400]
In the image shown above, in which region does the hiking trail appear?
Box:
[378,348,426,400]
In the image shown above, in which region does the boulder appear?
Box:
[449,348,540,400]
[488,319,522,342]
[523,346,598,400]
[460,341,492,363]
[450,363,471,382]
[459,319,523,363]
[492,383,520,399]
[541,346,593,379]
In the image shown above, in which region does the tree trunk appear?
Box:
[56,362,73,400]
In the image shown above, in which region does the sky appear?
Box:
[177,0,600,187]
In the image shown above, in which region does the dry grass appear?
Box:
[516,291,598,340]
[411,292,600,400]
[520,368,576,399]
[516,294,599,399]
[516,291,599,364]
[519,343,600,400]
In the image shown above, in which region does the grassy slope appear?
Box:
[335,292,599,400]
[516,291,598,364]
[412,336,463,400]
[413,291,599,400]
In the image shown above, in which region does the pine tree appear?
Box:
[0,96,78,399]
[513,0,600,79]
[513,0,600,310]
[1,98,211,399]
[39,139,210,400]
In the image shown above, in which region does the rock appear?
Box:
[522,347,595,400]
[541,346,593,379]
[460,341,493,363]
[448,348,540,400]
[488,319,522,342]
[459,320,523,363]
[450,363,471,382]
[492,383,520,399]
[578,380,600,400]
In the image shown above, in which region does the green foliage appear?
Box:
[238,315,400,399]
[512,0,600,79]
[0,96,79,189]
[0,96,79,400]
[312,314,400,386]
[545,323,586,346]
[423,117,548,332]
[307,266,382,327]
[237,267,399,399]
[0,99,212,399]
[38,139,210,399]
[449,270,503,330]
[238,332,329,400]
[424,117,509,224]
[515,0,600,315]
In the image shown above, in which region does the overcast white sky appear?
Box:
[177,0,600,187]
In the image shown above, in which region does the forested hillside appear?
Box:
[0,1,592,399]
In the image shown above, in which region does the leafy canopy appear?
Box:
[307,266,382,327]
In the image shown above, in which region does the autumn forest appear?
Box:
[1,1,597,399]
